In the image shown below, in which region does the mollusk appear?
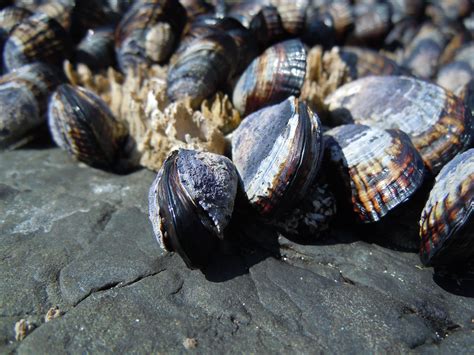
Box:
[167,33,238,104]
[48,84,126,170]
[148,149,239,269]
[232,39,306,116]
[420,148,473,267]
[75,27,115,70]
[0,63,62,149]
[231,96,323,219]
[3,13,70,71]
[324,124,425,223]
[325,76,473,174]
[115,0,186,71]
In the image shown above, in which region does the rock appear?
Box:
[1,148,474,352]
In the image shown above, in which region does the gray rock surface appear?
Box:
[1,148,473,353]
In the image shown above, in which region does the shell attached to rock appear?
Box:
[148,149,239,269]
[48,84,126,170]
[325,76,473,175]
[420,148,474,267]
[324,124,425,223]
[231,96,323,219]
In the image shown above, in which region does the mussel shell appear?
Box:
[348,3,392,44]
[232,39,306,116]
[148,149,239,269]
[231,96,323,219]
[0,63,62,149]
[325,76,473,174]
[420,148,474,267]
[401,23,447,79]
[36,0,74,32]
[436,61,472,95]
[75,27,115,70]
[179,0,213,20]
[48,84,124,169]
[249,5,285,47]
[339,47,410,80]
[324,124,425,223]
[3,14,70,71]
[0,6,31,37]
[115,0,187,71]
[167,33,238,103]
[270,0,307,36]
[72,0,133,31]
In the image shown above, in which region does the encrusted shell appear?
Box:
[232,39,306,116]
[420,148,474,267]
[231,96,323,218]
[0,63,62,149]
[324,124,425,223]
[167,33,238,104]
[3,14,70,71]
[115,0,186,71]
[325,76,473,174]
[148,149,239,269]
[48,84,126,170]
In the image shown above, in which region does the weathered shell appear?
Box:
[436,43,474,95]
[36,0,74,32]
[228,0,265,28]
[0,63,62,149]
[420,148,473,267]
[386,0,424,23]
[231,96,323,218]
[48,84,125,169]
[75,27,115,70]
[270,0,308,36]
[384,18,419,52]
[167,33,238,103]
[401,23,447,79]
[0,6,31,39]
[115,0,186,71]
[179,0,213,21]
[324,124,425,223]
[148,149,239,269]
[3,13,70,71]
[232,39,306,116]
[338,47,410,80]
[303,2,353,47]
[249,5,285,47]
[347,3,392,45]
[325,76,473,174]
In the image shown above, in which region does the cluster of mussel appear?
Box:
[0,0,472,272]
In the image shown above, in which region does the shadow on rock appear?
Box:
[433,266,474,298]
[203,219,281,283]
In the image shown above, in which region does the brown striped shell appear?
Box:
[325,76,473,174]
[232,39,306,116]
[324,124,425,223]
[48,84,126,170]
[0,63,62,149]
[148,149,239,269]
[420,148,473,267]
[231,96,323,219]
[3,13,70,71]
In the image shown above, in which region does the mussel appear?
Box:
[3,13,70,71]
[232,39,306,116]
[48,84,126,170]
[325,76,473,174]
[231,96,323,219]
[115,0,187,71]
[420,148,473,267]
[324,124,425,223]
[167,32,238,104]
[0,63,62,149]
[75,27,115,70]
[148,149,239,269]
